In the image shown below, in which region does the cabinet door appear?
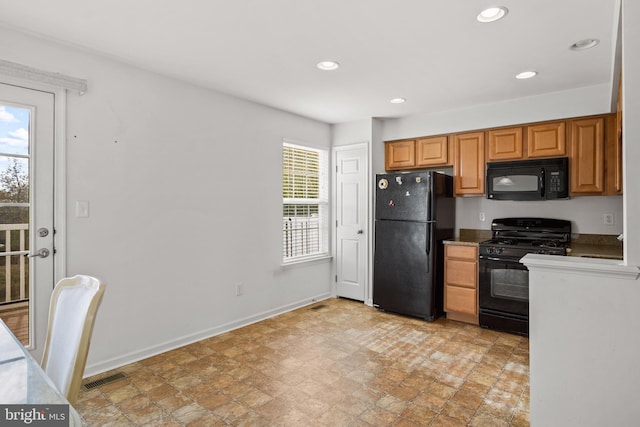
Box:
[416,136,448,166]
[385,140,415,170]
[445,259,477,288]
[488,127,523,160]
[445,286,477,315]
[453,132,485,195]
[570,117,604,194]
[607,82,623,195]
[527,121,566,158]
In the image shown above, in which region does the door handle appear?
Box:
[357,229,364,234]
[27,248,50,258]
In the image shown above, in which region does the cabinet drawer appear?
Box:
[445,245,477,261]
[445,259,477,288]
[445,286,477,315]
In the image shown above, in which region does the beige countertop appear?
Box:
[567,243,623,260]
[443,229,624,260]
[443,238,482,246]
[443,229,491,246]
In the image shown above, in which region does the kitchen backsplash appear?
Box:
[455,195,623,235]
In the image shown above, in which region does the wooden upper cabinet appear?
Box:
[453,132,485,196]
[570,117,605,194]
[527,121,566,158]
[416,136,448,166]
[487,127,523,161]
[383,113,617,198]
[607,78,623,195]
[385,136,449,170]
[385,140,415,170]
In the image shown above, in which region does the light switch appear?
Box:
[75,200,89,218]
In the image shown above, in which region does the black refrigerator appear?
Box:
[373,171,455,320]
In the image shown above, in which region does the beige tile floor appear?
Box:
[76,298,529,426]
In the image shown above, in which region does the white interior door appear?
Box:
[0,83,55,358]
[334,144,368,301]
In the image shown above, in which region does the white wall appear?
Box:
[376,84,623,236]
[331,119,370,147]
[524,256,640,426]
[622,0,640,264]
[381,84,612,142]
[0,27,333,374]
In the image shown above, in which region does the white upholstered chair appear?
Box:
[41,275,106,405]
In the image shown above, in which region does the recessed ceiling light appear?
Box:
[390,98,406,104]
[477,6,508,23]
[316,61,340,71]
[570,39,600,51]
[516,71,538,79]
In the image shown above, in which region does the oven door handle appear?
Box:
[480,255,523,263]
[481,256,505,262]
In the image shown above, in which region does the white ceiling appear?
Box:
[0,0,620,124]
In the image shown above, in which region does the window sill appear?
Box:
[281,254,332,270]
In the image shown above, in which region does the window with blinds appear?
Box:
[282,142,328,261]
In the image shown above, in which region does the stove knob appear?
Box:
[487,247,495,254]
[497,247,504,255]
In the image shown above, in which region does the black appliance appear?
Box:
[373,171,455,320]
[479,217,571,336]
[486,157,569,201]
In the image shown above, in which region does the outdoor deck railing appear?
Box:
[0,223,29,305]
[283,217,320,258]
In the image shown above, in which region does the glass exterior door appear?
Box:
[0,84,55,353]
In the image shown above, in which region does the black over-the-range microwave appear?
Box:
[486,157,569,201]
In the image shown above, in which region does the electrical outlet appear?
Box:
[603,213,614,225]
[479,212,486,222]
[235,283,244,296]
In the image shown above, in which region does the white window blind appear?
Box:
[282,142,328,261]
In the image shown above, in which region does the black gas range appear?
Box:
[478,218,571,336]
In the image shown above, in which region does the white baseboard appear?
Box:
[84,293,332,378]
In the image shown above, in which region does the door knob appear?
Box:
[357,229,364,234]
[27,248,50,258]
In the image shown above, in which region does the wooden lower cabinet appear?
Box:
[444,244,478,324]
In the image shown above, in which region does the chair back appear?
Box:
[41,275,105,405]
